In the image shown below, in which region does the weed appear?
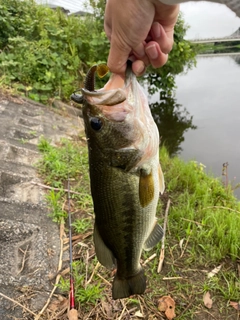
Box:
[160,146,240,263]
[71,218,92,234]
[58,260,103,306]
[19,138,28,144]
[45,190,67,222]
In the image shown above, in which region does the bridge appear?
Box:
[190,27,240,44]
[191,37,240,44]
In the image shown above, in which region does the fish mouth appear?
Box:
[70,62,134,106]
[81,62,134,100]
[79,63,135,109]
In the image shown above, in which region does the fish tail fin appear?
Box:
[112,269,146,300]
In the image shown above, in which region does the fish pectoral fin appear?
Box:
[158,163,165,195]
[107,148,141,171]
[94,224,115,269]
[143,223,164,251]
[139,169,154,208]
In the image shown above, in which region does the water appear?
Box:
[153,54,240,198]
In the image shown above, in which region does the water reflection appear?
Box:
[174,55,240,198]
[150,92,197,156]
[231,53,240,65]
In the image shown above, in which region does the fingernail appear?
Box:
[152,22,161,39]
[146,44,158,60]
[135,63,145,75]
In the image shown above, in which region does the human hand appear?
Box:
[104,0,179,76]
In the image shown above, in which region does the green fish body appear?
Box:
[81,64,165,299]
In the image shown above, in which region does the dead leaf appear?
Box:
[179,239,184,251]
[229,301,240,311]
[203,291,213,309]
[134,310,144,318]
[101,301,113,318]
[48,296,68,312]
[67,308,78,320]
[207,265,222,278]
[158,296,176,320]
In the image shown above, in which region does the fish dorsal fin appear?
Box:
[139,169,154,208]
[93,224,115,269]
[158,163,165,195]
[143,223,164,251]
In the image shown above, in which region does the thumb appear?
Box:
[107,38,131,75]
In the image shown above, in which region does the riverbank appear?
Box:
[36,131,240,319]
[193,42,240,55]
[0,89,239,319]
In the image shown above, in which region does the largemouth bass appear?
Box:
[73,62,165,299]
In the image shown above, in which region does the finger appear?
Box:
[132,42,150,69]
[145,41,168,69]
[132,60,146,77]
[150,22,174,54]
[107,38,131,75]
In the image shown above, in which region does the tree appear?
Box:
[0,0,197,102]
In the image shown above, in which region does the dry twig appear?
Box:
[86,262,100,285]
[162,277,183,280]
[179,231,192,259]
[202,206,240,214]
[17,244,29,275]
[34,220,65,320]
[0,292,37,317]
[31,181,82,196]
[157,199,171,273]
[143,253,157,266]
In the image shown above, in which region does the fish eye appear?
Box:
[90,117,103,131]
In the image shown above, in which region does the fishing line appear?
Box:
[67,160,75,310]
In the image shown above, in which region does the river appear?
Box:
[151,54,240,198]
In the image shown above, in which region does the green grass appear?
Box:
[37,138,240,319]
[160,146,240,263]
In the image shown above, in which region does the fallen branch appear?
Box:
[0,292,37,317]
[157,199,171,273]
[31,182,82,196]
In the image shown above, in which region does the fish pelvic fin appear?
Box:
[112,269,146,300]
[94,224,115,269]
[158,163,165,194]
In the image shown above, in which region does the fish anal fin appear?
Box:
[143,223,163,251]
[112,269,146,300]
[139,169,154,208]
[93,224,115,269]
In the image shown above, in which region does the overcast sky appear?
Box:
[181,1,240,39]
[38,1,240,40]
